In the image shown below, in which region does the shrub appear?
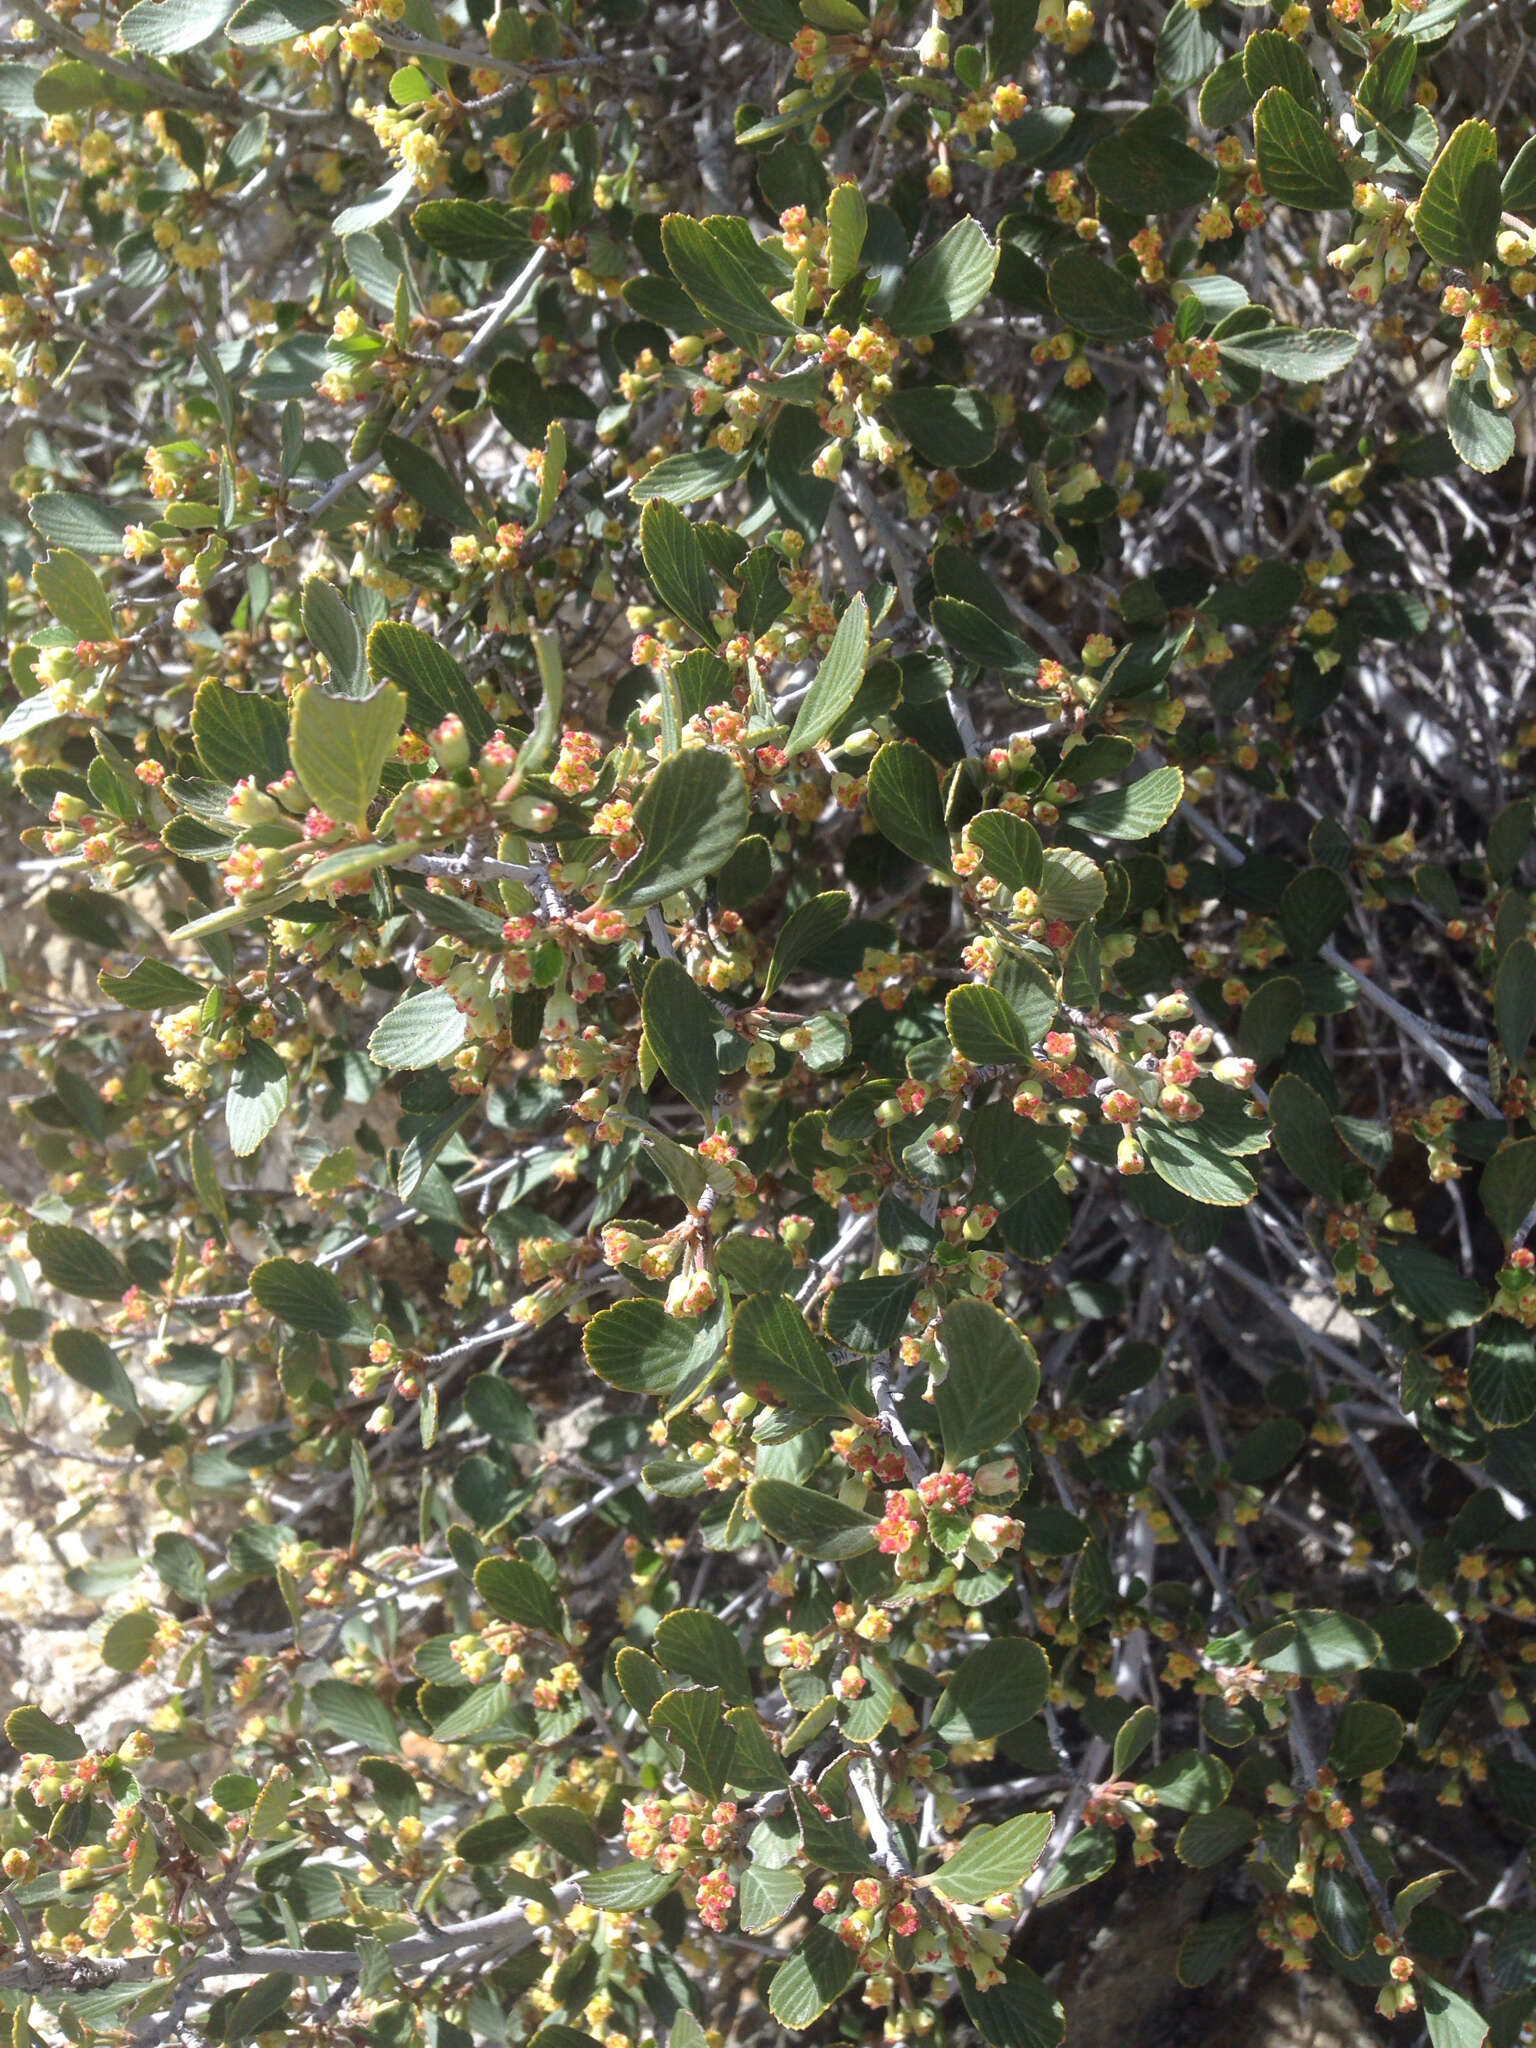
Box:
[1,0,1535,2042]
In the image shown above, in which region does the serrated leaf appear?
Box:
[1141,1120,1257,1206]
[1415,119,1501,271]
[30,1223,126,1301]
[1047,249,1152,341]
[583,1295,727,1401]
[367,621,490,743]
[1070,765,1184,839]
[925,1811,1053,1904]
[250,1257,354,1338]
[226,1040,289,1158]
[934,1296,1040,1463]
[888,216,997,337]
[785,594,869,755]
[1327,1700,1404,1777]
[651,1686,737,1801]
[1447,371,1516,474]
[883,386,996,468]
[767,1924,859,2027]
[642,957,722,1116]
[52,1326,138,1412]
[411,197,531,261]
[5,1704,86,1759]
[603,747,748,908]
[1253,87,1352,210]
[867,741,951,870]
[368,987,469,1070]
[289,680,404,830]
[746,1478,879,1558]
[310,1678,400,1752]
[1252,1608,1380,1674]
[100,1609,158,1673]
[763,889,850,998]
[967,809,1042,892]
[98,957,207,1010]
[931,1639,1050,1742]
[1497,940,1536,1069]
[579,1861,678,1909]
[729,1293,848,1417]
[29,493,134,554]
[631,448,750,504]
[1216,325,1358,383]
[475,1557,563,1635]
[193,679,289,785]
[654,1608,753,1705]
[946,983,1037,1064]
[1469,1326,1536,1430]
[35,548,114,640]
[1269,1073,1344,1200]
[1482,1140,1536,1244]
[301,577,365,694]
[119,0,235,54]
[661,212,796,338]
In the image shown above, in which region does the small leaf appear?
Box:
[250,1257,354,1338]
[931,1640,1050,1742]
[193,679,289,784]
[289,680,405,830]
[1215,325,1359,383]
[1069,765,1184,840]
[883,386,996,468]
[1269,1073,1344,1200]
[226,1040,289,1158]
[30,1222,126,1301]
[1497,940,1536,1068]
[603,747,749,909]
[1447,371,1516,474]
[785,594,869,756]
[1253,86,1352,209]
[30,493,135,554]
[764,889,851,998]
[368,987,469,1070]
[1048,249,1152,341]
[961,1963,1065,2048]
[888,216,997,336]
[661,212,796,338]
[411,197,531,261]
[1327,1700,1405,1777]
[579,1861,678,1910]
[301,577,365,694]
[1420,1976,1488,2048]
[967,810,1042,892]
[826,180,868,288]
[1482,1139,1536,1244]
[767,1924,859,2027]
[5,1704,86,1759]
[1415,119,1501,271]
[655,1608,753,1705]
[642,957,722,1116]
[946,983,1037,1064]
[651,1686,737,1802]
[475,1557,564,1635]
[746,1478,879,1558]
[729,1294,848,1417]
[311,1678,400,1752]
[98,957,207,1010]
[1141,1120,1258,1207]
[934,1296,1040,1463]
[583,1295,727,1401]
[924,1811,1053,1904]
[367,621,490,743]
[101,1610,159,1673]
[1252,1608,1381,1675]
[52,1326,138,1413]
[1468,1326,1536,1430]
[867,741,950,870]
[631,448,750,504]
[35,548,115,640]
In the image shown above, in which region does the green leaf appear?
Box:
[30,1222,126,1301]
[739,1862,804,1934]
[1447,371,1516,474]
[1370,1603,1460,1672]
[1468,1326,1536,1430]
[746,1478,879,1558]
[579,1861,678,1910]
[429,1681,515,1742]
[1376,1242,1486,1327]
[1047,250,1152,341]
[474,1557,564,1635]
[961,1963,1065,2048]
[1421,1976,1488,2048]
[728,1293,848,1417]
[1238,975,1304,1064]
[1504,135,1536,215]
[1037,849,1106,924]
[5,1703,86,1759]
[888,216,997,337]
[651,1686,737,1801]
[1279,867,1348,958]
[967,810,1042,892]
[1113,1705,1158,1777]
[98,957,207,1010]
[289,680,405,830]
[1215,325,1359,383]
[1177,1913,1257,1989]
[785,594,869,756]
[119,0,234,53]
[882,387,996,468]
[1252,87,1352,210]
[35,548,115,640]
[1069,765,1184,839]
[1415,119,1501,271]
[1242,27,1318,106]
[1156,0,1221,88]
[1139,1751,1231,1813]
[661,212,797,338]
[193,679,289,785]
[821,178,868,287]
[250,1257,354,1338]
[227,1040,290,1158]
[825,1273,920,1352]
[604,747,748,909]
[1252,1609,1381,1675]
[946,983,1037,1064]
[1497,940,1536,1068]
[310,1677,401,1752]
[1313,1864,1369,1959]
[642,957,722,1116]
[925,1811,1053,1904]
[101,1610,159,1674]
[1269,1073,1343,1200]
[1175,1807,1257,1867]
[367,621,490,743]
[1141,1120,1258,1207]
[583,1295,727,1400]
[30,492,134,554]
[411,198,532,261]
[1483,1139,1536,1244]
[934,1296,1041,1463]
[654,1608,753,1705]
[640,499,718,644]
[764,889,851,998]
[931,1640,1050,1742]
[631,448,750,504]
[1085,109,1217,215]
[867,741,950,870]
[301,577,365,694]
[52,1326,138,1413]
[368,987,470,1070]
[767,1923,859,2027]
[1327,1700,1404,1777]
